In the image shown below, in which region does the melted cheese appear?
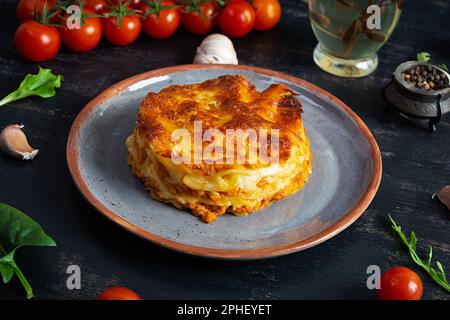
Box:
[126,127,312,214]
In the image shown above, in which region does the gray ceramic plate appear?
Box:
[67,65,382,260]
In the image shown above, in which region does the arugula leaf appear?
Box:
[417,52,431,63]
[0,203,56,299]
[438,63,449,72]
[0,68,63,107]
[388,214,450,293]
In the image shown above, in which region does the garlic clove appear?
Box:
[432,185,450,211]
[0,124,39,160]
[193,33,238,65]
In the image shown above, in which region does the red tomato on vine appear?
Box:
[181,0,220,35]
[139,0,181,39]
[218,0,255,38]
[15,20,60,61]
[102,2,142,45]
[60,8,103,52]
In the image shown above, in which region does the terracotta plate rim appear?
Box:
[66,64,382,260]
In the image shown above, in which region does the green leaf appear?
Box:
[0,203,56,252]
[436,261,447,282]
[0,67,63,107]
[409,231,417,250]
[417,52,431,62]
[426,245,433,268]
[438,63,449,72]
[0,262,14,283]
[0,202,56,299]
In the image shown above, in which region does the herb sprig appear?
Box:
[417,51,448,71]
[388,214,450,293]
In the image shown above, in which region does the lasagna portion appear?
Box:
[126,75,312,223]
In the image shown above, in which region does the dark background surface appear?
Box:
[0,0,449,300]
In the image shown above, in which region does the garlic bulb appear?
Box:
[0,124,39,160]
[193,34,238,65]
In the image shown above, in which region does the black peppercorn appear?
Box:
[401,64,449,91]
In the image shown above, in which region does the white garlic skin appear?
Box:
[0,124,39,160]
[193,34,238,65]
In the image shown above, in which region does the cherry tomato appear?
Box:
[252,0,281,31]
[102,14,142,45]
[130,0,143,7]
[113,0,142,8]
[218,1,255,38]
[60,9,102,52]
[181,1,219,35]
[140,0,180,39]
[98,287,141,300]
[15,20,60,61]
[17,0,57,23]
[377,267,423,300]
[85,0,109,14]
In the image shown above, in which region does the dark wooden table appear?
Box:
[0,0,449,300]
